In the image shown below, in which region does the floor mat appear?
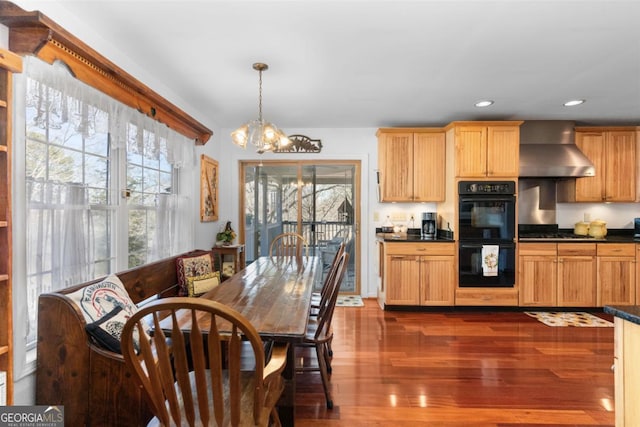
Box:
[336,295,364,307]
[525,311,613,327]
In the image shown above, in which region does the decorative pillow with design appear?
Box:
[68,274,145,353]
[186,271,220,297]
[176,252,215,296]
[85,306,144,354]
[68,274,138,323]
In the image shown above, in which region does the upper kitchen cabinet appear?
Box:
[377,128,445,202]
[558,127,638,202]
[447,121,523,178]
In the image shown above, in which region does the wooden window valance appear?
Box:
[0,1,212,144]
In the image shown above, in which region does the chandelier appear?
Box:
[231,63,290,153]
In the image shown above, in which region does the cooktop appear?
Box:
[518,224,602,241]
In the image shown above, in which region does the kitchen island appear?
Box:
[604,305,640,427]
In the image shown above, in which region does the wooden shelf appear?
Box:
[0,47,20,405]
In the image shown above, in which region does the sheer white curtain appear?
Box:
[24,57,194,166]
[26,180,94,290]
[152,193,193,260]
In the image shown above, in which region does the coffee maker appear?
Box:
[421,212,437,239]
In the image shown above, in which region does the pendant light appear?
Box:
[231,63,290,153]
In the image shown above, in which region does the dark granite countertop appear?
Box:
[519,228,639,243]
[604,305,640,325]
[376,233,454,242]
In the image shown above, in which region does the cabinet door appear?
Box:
[455,126,487,177]
[605,131,636,202]
[385,255,420,305]
[378,132,414,201]
[574,131,606,201]
[637,244,640,304]
[419,256,455,306]
[518,255,557,306]
[598,256,636,306]
[486,126,520,177]
[557,256,597,307]
[413,132,445,202]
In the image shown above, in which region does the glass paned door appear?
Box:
[301,164,356,292]
[241,161,359,294]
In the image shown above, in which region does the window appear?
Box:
[14,57,195,375]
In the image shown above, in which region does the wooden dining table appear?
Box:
[173,255,322,426]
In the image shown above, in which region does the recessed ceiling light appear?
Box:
[475,100,494,108]
[564,99,585,107]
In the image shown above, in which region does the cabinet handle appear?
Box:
[416,248,426,252]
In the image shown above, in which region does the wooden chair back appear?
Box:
[315,242,346,309]
[121,297,285,427]
[269,232,308,263]
[314,251,349,340]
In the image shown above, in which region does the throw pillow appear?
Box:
[186,271,220,297]
[85,306,144,354]
[176,252,214,296]
[68,274,138,323]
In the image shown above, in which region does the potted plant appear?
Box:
[216,221,237,246]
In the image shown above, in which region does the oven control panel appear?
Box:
[458,181,515,195]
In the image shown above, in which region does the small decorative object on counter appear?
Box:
[588,219,607,238]
[216,221,237,246]
[382,216,394,233]
[574,221,589,236]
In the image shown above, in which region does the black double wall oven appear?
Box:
[458,181,516,287]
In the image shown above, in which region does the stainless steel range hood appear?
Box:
[519,120,595,178]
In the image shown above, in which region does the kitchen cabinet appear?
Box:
[381,242,455,306]
[637,244,640,305]
[0,48,22,406]
[598,244,636,306]
[612,315,640,427]
[518,243,558,306]
[447,121,522,178]
[557,244,597,306]
[558,127,638,202]
[376,128,445,202]
[518,243,596,307]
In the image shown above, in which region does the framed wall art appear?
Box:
[200,154,219,222]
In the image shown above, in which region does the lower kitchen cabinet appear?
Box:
[518,243,558,306]
[519,243,597,307]
[558,244,597,306]
[613,316,640,427]
[381,242,455,306]
[598,244,636,306]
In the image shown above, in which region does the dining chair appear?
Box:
[269,232,309,264]
[298,251,349,409]
[310,241,346,314]
[121,297,288,427]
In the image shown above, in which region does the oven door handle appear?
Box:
[459,242,515,249]
[459,196,515,203]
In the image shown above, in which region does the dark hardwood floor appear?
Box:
[295,299,615,426]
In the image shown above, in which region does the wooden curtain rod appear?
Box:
[0,1,212,144]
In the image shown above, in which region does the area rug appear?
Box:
[336,295,364,307]
[525,311,613,327]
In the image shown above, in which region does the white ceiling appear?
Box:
[11,0,640,130]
